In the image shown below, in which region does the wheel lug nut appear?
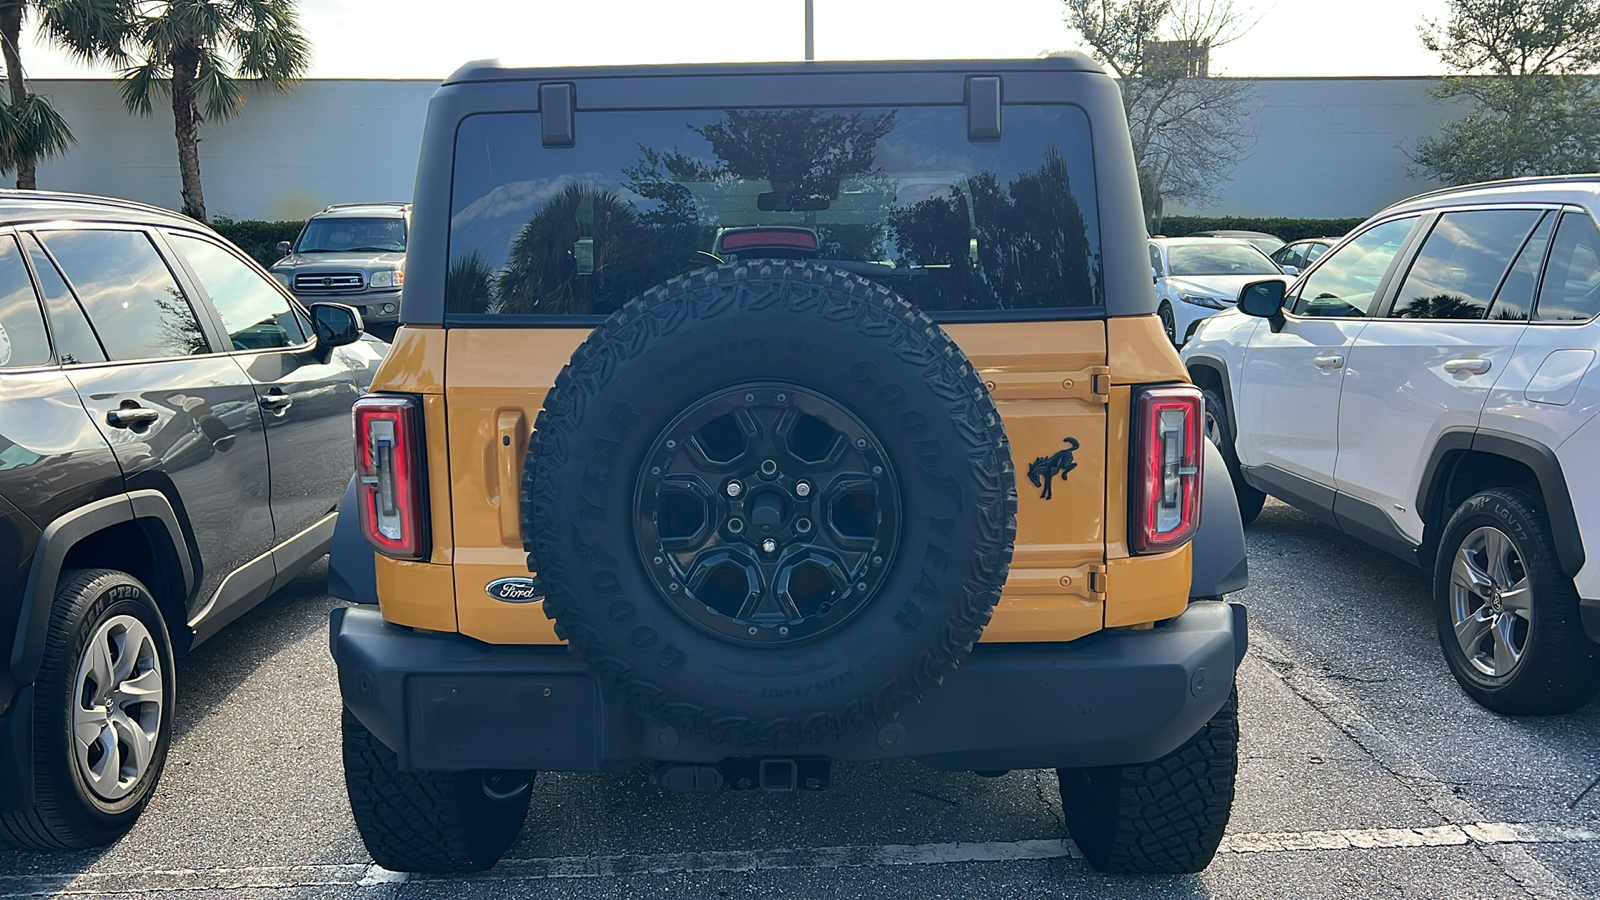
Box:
[856,438,868,448]
[726,480,743,498]
[728,518,745,534]
[796,518,812,533]
[796,481,811,497]
[762,538,778,553]
[760,459,778,476]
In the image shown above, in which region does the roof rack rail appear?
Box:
[0,188,190,221]
[321,201,411,211]
[1381,173,1600,211]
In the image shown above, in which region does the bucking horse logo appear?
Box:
[1027,437,1080,501]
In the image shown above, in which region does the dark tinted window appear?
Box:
[1392,209,1540,321]
[40,230,208,360]
[1486,212,1554,322]
[1534,212,1600,322]
[169,233,306,349]
[26,235,105,365]
[448,105,1101,319]
[0,235,51,368]
[1291,217,1416,318]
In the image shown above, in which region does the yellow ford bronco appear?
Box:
[326,58,1250,875]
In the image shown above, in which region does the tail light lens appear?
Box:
[354,395,428,559]
[1133,385,1203,553]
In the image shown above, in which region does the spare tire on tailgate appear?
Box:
[521,261,1017,747]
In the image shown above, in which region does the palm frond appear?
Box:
[39,0,140,67]
[194,49,243,121]
[116,57,166,115]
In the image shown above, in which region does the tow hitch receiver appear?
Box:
[651,758,832,793]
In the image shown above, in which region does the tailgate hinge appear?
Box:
[1089,366,1111,404]
[1087,563,1108,601]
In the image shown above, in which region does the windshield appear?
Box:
[296,216,406,253]
[446,104,1103,319]
[1167,243,1279,277]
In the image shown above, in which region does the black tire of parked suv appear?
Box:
[1433,488,1600,715]
[1158,301,1176,345]
[1057,689,1238,874]
[522,261,1017,748]
[0,570,175,850]
[1201,387,1265,526]
[341,708,534,873]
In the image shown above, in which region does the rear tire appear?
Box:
[1201,387,1265,526]
[0,570,175,850]
[1158,302,1176,345]
[1433,489,1600,715]
[1057,690,1237,874]
[342,708,533,873]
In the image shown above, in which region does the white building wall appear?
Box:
[23,76,1469,222]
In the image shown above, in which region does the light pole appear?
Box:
[805,0,815,60]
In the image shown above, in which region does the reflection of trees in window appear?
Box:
[446,250,494,314]
[495,184,644,315]
[1394,293,1484,320]
[155,288,208,356]
[889,149,1095,310]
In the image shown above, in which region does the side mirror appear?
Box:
[1152,266,1160,284]
[1238,280,1286,320]
[1280,264,1299,277]
[277,240,292,257]
[309,303,363,362]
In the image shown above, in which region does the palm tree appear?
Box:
[43,0,309,221]
[0,1,75,189]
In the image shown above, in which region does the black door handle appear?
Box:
[106,407,159,429]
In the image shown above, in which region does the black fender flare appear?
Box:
[326,476,378,605]
[1191,439,1249,598]
[1185,354,1236,434]
[1416,428,1584,578]
[9,491,194,688]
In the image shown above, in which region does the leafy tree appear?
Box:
[1063,0,1256,230]
[0,1,74,189]
[43,0,310,221]
[1415,0,1600,184]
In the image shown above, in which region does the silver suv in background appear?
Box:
[270,203,409,337]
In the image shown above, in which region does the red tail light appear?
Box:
[1133,385,1203,553]
[354,395,428,559]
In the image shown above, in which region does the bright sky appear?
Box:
[18,0,1453,80]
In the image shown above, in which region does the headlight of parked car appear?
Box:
[369,268,405,289]
[1178,293,1229,310]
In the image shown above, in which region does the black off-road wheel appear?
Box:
[1434,488,1600,715]
[522,262,1017,747]
[0,570,175,850]
[342,709,534,873]
[1201,386,1265,526]
[1057,690,1238,874]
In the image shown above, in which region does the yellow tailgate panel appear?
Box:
[441,320,1114,645]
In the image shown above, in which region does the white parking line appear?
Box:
[2,821,1596,895]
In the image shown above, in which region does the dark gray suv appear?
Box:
[0,191,384,850]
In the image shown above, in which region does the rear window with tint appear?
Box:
[447,105,1101,322]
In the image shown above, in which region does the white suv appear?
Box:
[1184,175,1600,715]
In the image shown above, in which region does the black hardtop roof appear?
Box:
[444,55,1105,85]
[0,189,203,232]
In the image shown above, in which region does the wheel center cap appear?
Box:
[749,490,785,531]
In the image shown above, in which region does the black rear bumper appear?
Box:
[1581,596,1600,643]
[331,600,1246,773]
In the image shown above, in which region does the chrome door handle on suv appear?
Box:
[1443,358,1491,375]
[105,407,159,429]
[1312,354,1345,370]
[259,390,294,414]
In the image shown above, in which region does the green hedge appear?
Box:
[1157,216,1368,242]
[210,218,306,267]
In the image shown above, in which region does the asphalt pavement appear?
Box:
[2,499,1597,899]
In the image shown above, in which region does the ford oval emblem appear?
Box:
[485,577,543,603]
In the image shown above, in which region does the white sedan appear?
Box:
[1149,237,1293,345]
